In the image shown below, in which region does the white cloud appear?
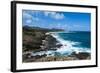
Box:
[44,11,65,20]
[23,12,32,19]
[23,11,39,21]
[26,19,32,24]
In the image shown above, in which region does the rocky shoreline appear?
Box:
[40,34,62,50]
[23,26,91,63]
[23,33,63,62]
[23,52,91,63]
[23,33,91,62]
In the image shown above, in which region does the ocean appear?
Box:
[32,31,91,57]
[57,31,91,48]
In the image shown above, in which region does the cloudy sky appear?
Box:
[22,10,91,31]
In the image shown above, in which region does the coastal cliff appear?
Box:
[22,26,90,63]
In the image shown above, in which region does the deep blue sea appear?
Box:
[58,31,91,48]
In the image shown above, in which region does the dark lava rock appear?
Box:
[71,52,90,60]
[42,35,62,50]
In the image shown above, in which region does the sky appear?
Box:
[22,10,91,31]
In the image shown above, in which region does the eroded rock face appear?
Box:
[41,35,62,50]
